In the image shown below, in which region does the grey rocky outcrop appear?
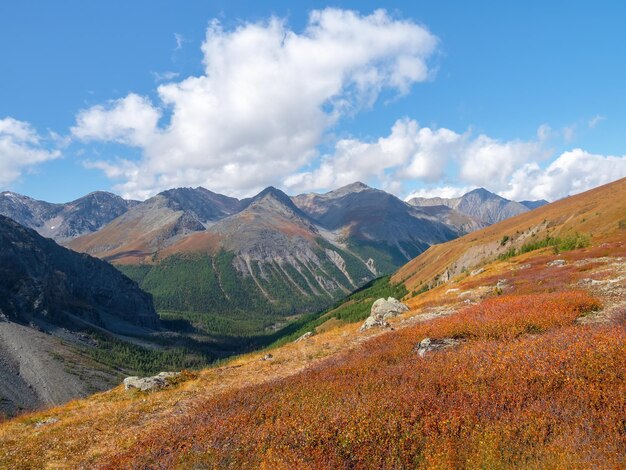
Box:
[360,297,409,331]
[414,337,461,357]
[547,259,566,267]
[123,372,180,392]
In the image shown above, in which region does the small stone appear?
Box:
[123,371,180,392]
[547,259,566,267]
[34,417,59,428]
[262,354,273,361]
[470,268,485,276]
[294,332,312,343]
[414,337,461,357]
[359,315,390,331]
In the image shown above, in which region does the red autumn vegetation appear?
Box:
[423,291,600,340]
[101,290,624,469]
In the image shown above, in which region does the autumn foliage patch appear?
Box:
[425,291,600,340]
[103,290,625,469]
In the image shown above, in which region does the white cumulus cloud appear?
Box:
[458,135,549,189]
[284,119,464,192]
[72,93,161,147]
[72,8,439,199]
[283,116,626,202]
[0,117,61,187]
[404,185,474,200]
[503,149,626,201]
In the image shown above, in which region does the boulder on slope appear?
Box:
[123,372,180,392]
[360,297,409,331]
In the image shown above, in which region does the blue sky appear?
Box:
[1,1,625,202]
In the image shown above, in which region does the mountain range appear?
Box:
[0,184,545,336]
[66,183,470,327]
[0,190,138,243]
[408,187,547,224]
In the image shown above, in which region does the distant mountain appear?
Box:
[519,199,549,210]
[0,215,159,414]
[408,187,530,225]
[416,204,487,234]
[68,187,241,261]
[0,191,137,243]
[292,182,465,271]
[70,183,462,328]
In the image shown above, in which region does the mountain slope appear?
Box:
[396,177,626,293]
[0,215,157,329]
[408,187,530,224]
[0,215,161,414]
[0,191,137,243]
[115,187,378,323]
[292,182,462,272]
[67,187,241,262]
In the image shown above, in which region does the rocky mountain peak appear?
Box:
[520,199,549,210]
[325,181,373,198]
[155,186,241,222]
[464,187,502,200]
[241,186,304,215]
[0,190,137,242]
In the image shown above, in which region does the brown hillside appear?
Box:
[393,177,626,293]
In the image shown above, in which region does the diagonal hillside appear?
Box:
[395,177,626,294]
[0,215,161,415]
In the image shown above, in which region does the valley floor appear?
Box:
[0,239,624,468]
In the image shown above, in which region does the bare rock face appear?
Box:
[414,337,461,357]
[408,187,530,225]
[0,215,159,330]
[360,297,409,331]
[123,372,181,392]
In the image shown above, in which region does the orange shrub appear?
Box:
[423,291,600,340]
[104,292,623,469]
